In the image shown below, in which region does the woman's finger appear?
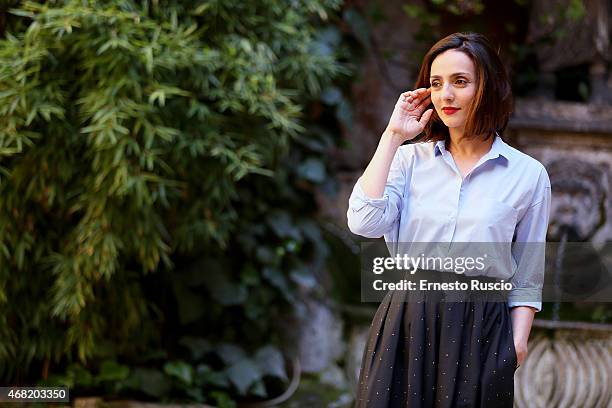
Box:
[399,88,430,108]
[409,90,430,103]
[415,94,431,108]
[401,87,429,98]
[404,94,430,112]
[418,108,433,127]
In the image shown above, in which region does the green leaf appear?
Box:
[225,358,261,396]
[8,8,35,18]
[97,360,130,383]
[254,345,287,381]
[210,391,237,408]
[179,337,212,360]
[249,379,268,398]
[70,364,93,387]
[186,387,205,402]
[196,364,229,388]
[215,343,246,365]
[122,368,171,398]
[164,360,194,385]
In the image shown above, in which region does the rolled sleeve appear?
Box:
[349,179,389,211]
[347,147,407,238]
[508,168,552,312]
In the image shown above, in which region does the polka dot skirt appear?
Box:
[355,270,518,408]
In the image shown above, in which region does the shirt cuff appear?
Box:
[507,286,542,312]
[508,301,542,312]
[349,177,389,211]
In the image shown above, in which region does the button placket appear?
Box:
[447,178,462,241]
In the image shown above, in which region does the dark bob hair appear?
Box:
[414,32,513,142]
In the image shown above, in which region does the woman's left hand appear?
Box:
[509,305,536,369]
[514,340,528,368]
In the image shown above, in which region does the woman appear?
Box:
[347,32,551,407]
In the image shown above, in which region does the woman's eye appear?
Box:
[430,80,467,87]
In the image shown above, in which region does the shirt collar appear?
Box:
[433,132,509,161]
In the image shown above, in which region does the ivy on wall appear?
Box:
[0,0,354,404]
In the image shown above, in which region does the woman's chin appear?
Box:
[441,120,465,128]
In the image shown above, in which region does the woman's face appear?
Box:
[429,49,477,130]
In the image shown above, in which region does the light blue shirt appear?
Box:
[347,134,551,311]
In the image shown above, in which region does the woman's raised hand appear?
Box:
[385,88,433,143]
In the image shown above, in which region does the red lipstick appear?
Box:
[442,107,460,115]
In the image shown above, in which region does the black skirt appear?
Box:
[355,270,518,408]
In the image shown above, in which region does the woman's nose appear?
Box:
[442,84,454,101]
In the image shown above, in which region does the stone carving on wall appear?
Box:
[546,158,609,242]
